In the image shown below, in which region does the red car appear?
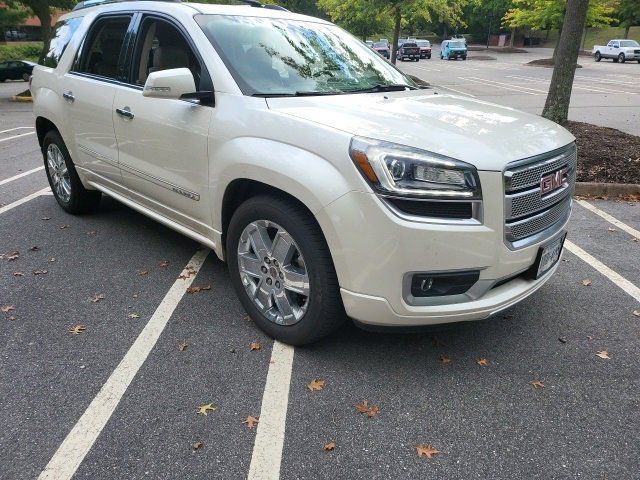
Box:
[416,40,431,59]
[372,41,390,59]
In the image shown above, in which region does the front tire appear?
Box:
[227,195,345,345]
[618,53,625,63]
[43,130,101,214]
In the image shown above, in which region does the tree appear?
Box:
[0,5,28,34]
[14,0,75,61]
[617,0,640,38]
[317,0,391,40]
[542,0,589,123]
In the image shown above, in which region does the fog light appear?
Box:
[410,271,480,297]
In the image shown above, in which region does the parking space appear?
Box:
[399,46,640,135]
[1,56,639,480]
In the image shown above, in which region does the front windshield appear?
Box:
[416,41,429,47]
[373,42,387,48]
[196,14,415,96]
[449,41,465,49]
[620,40,640,47]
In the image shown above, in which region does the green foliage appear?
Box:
[617,0,640,30]
[0,42,42,62]
[0,5,29,30]
[317,0,391,39]
[502,0,616,31]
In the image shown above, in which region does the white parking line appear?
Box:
[459,76,543,95]
[0,126,34,134]
[0,187,50,215]
[437,85,476,97]
[0,166,45,186]
[248,341,295,480]
[566,240,640,302]
[576,200,640,240]
[0,131,36,143]
[38,248,210,480]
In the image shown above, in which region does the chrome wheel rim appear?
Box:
[237,220,310,326]
[46,144,71,203]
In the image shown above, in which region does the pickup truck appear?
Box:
[593,39,640,63]
[398,42,420,62]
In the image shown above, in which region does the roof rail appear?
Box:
[237,0,289,11]
[72,0,181,11]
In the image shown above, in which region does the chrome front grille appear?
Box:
[504,144,576,248]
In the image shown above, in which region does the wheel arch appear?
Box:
[35,116,61,148]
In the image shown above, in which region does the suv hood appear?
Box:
[266,90,575,171]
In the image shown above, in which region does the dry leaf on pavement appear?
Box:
[89,294,105,303]
[159,261,170,267]
[307,379,325,392]
[192,442,203,450]
[596,351,610,360]
[438,354,452,365]
[607,227,617,232]
[1,305,15,313]
[476,358,489,366]
[138,270,149,276]
[178,341,187,352]
[243,416,259,429]
[12,271,24,277]
[529,380,544,389]
[29,246,39,251]
[323,442,336,451]
[128,313,140,319]
[7,251,19,261]
[69,325,86,335]
[416,445,441,459]
[197,403,216,416]
[355,401,379,417]
[59,224,69,230]
[187,285,211,294]
[581,279,592,286]
[86,230,96,235]
[249,342,261,351]
[33,270,48,275]
[633,310,640,317]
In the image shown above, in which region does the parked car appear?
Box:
[441,39,467,60]
[593,39,640,63]
[416,39,431,59]
[372,41,390,59]
[365,40,373,48]
[0,60,36,82]
[32,0,576,345]
[398,42,420,61]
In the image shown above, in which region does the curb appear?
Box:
[576,182,640,197]
[10,95,32,103]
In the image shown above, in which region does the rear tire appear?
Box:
[43,130,101,214]
[226,195,346,345]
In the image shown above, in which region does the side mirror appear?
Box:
[143,68,196,100]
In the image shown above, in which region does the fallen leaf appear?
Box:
[367,405,379,418]
[476,358,489,366]
[596,350,610,360]
[243,314,251,321]
[197,403,216,416]
[89,294,105,303]
[1,305,15,313]
[138,270,149,276]
[587,335,593,341]
[7,251,19,261]
[243,415,259,429]
[307,379,325,392]
[187,285,210,294]
[12,272,24,277]
[29,246,39,251]
[355,400,379,417]
[86,231,96,235]
[41,216,51,220]
[438,354,452,365]
[323,442,336,451]
[59,224,69,230]
[127,313,140,319]
[503,314,514,320]
[558,337,567,344]
[49,257,56,262]
[69,325,86,335]
[33,269,48,275]
[192,442,203,450]
[633,238,638,243]
[416,445,441,459]
[581,279,592,286]
[178,341,187,352]
[8,316,16,321]
[607,227,617,232]
[633,310,640,317]
[159,261,170,268]
[529,380,544,390]
[249,342,261,351]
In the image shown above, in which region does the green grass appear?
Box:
[0,42,42,63]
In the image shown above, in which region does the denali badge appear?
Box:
[540,168,566,195]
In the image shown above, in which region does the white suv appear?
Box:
[32,0,576,345]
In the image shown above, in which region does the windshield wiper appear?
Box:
[345,84,417,93]
[252,90,345,98]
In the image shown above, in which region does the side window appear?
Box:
[40,17,84,68]
[75,16,132,80]
[131,17,201,87]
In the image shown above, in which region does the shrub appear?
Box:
[0,42,43,63]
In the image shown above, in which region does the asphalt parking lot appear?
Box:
[1,55,640,480]
[399,46,640,135]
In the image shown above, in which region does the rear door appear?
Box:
[63,13,134,187]
[112,14,214,234]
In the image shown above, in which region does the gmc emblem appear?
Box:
[540,168,566,195]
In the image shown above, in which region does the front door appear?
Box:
[63,14,134,187]
[113,15,213,235]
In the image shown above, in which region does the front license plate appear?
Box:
[534,232,567,279]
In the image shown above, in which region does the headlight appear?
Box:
[349,137,481,199]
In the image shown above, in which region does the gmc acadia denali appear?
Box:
[31,0,576,345]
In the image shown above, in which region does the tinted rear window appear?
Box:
[41,17,83,68]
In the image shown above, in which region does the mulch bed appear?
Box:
[565,121,640,184]
[466,55,497,61]
[527,58,582,68]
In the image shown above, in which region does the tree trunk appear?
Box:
[624,24,630,39]
[390,6,401,65]
[33,2,52,64]
[542,0,589,124]
[509,28,515,47]
[552,18,564,61]
[581,27,587,50]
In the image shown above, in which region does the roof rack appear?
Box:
[73,0,180,11]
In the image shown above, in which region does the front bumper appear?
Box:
[316,171,569,326]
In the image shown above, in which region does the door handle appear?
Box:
[62,91,74,102]
[116,107,134,119]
